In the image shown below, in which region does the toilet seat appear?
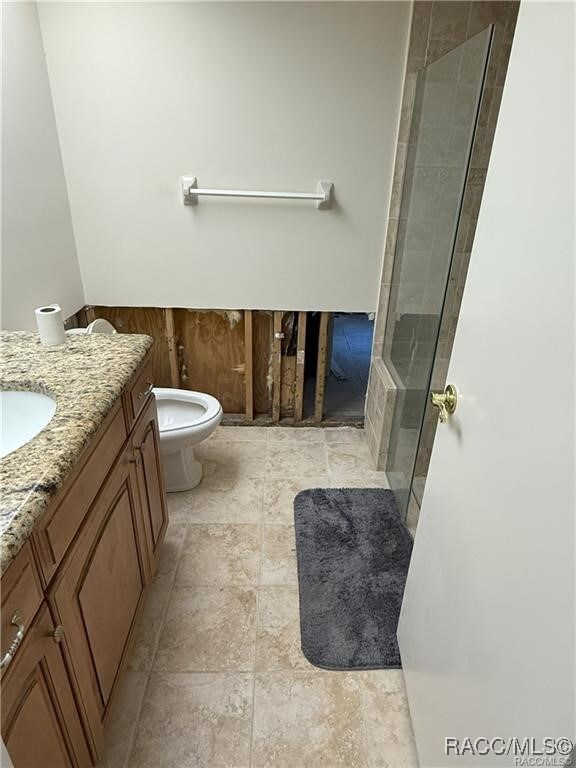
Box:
[153,388,222,432]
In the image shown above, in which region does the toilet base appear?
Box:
[162,446,203,492]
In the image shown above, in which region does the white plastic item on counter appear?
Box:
[34,304,65,346]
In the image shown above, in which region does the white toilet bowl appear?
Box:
[153,388,223,492]
[71,319,223,492]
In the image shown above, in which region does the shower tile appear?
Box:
[429,0,470,41]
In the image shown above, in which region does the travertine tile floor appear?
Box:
[100,426,418,768]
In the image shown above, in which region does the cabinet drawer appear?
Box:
[126,358,154,427]
[32,400,127,583]
[1,543,43,671]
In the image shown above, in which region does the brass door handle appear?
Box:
[430,384,458,423]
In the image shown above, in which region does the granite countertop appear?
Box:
[0,331,153,575]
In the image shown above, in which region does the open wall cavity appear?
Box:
[81,307,369,426]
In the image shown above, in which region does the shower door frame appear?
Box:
[380,25,496,521]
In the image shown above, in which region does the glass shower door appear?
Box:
[384,28,493,519]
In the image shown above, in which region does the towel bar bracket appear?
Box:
[181,176,333,210]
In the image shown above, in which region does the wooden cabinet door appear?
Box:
[1,604,92,768]
[48,449,149,758]
[132,396,168,576]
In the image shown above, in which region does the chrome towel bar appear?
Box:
[181,176,333,209]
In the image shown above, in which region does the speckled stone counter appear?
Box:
[0,331,153,575]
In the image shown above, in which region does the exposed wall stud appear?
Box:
[294,311,308,422]
[164,308,180,388]
[244,310,254,421]
[314,312,331,422]
[272,311,283,422]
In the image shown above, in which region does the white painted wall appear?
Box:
[1,1,84,331]
[399,1,575,763]
[37,1,410,312]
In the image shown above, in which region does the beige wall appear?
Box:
[1,1,84,331]
[38,1,411,312]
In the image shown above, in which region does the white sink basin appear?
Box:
[0,390,57,459]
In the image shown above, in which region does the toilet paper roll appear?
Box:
[35,304,66,346]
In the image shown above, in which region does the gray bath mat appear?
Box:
[293,488,412,670]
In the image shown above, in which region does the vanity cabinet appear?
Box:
[1,604,92,768]
[48,442,149,753]
[0,352,168,767]
[131,396,168,574]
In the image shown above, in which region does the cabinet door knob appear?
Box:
[52,625,65,644]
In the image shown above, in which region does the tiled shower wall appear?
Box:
[365,0,519,471]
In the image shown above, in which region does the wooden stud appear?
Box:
[163,308,180,388]
[294,311,307,422]
[314,312,331,423]
[272,311,283,422]
[253,311,273,415]
[244,310,254,421]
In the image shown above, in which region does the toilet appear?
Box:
[153,388,222,491]
[70,320,223,491]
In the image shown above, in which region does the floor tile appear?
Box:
[324,427,367,443]
[154,586,257,672]
[100,671,148,768]
[266,427,325,443]
[263,476,329,524]
[326,441,375,475]
[129,672,253,768]
[329,471,390,489]
[175,525,261,586]
[120,425,416,768]
[211,425,269,441]
[356,670,418,768]
[188,477,264,524]
[128,575,173,673]
[252,672,368,767]
[155,522,186,578]
[196,440,267,478]
[255,587,311,672]
[260,526,298,586]
[166,488,196,525]
[266,442,328,479]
